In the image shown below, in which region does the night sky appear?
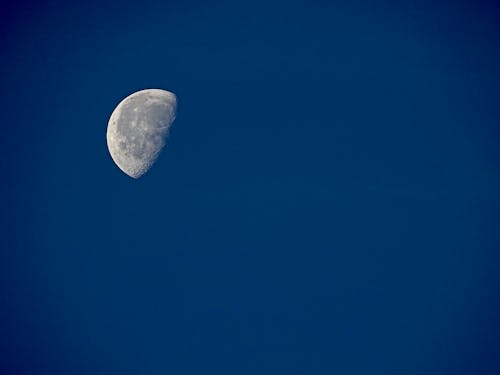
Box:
[1,0,500,374]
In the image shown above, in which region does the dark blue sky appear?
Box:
[1,0,499,374]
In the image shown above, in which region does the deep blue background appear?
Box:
[1,0,499,373]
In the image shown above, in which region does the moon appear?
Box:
[106,89,177,179]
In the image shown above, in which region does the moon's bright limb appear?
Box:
[106,89,177,178]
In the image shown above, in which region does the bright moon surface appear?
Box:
[106,88,177,179]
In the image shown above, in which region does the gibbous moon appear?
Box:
[107,89,177,178]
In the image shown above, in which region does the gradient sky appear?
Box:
[1,0,499,374]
